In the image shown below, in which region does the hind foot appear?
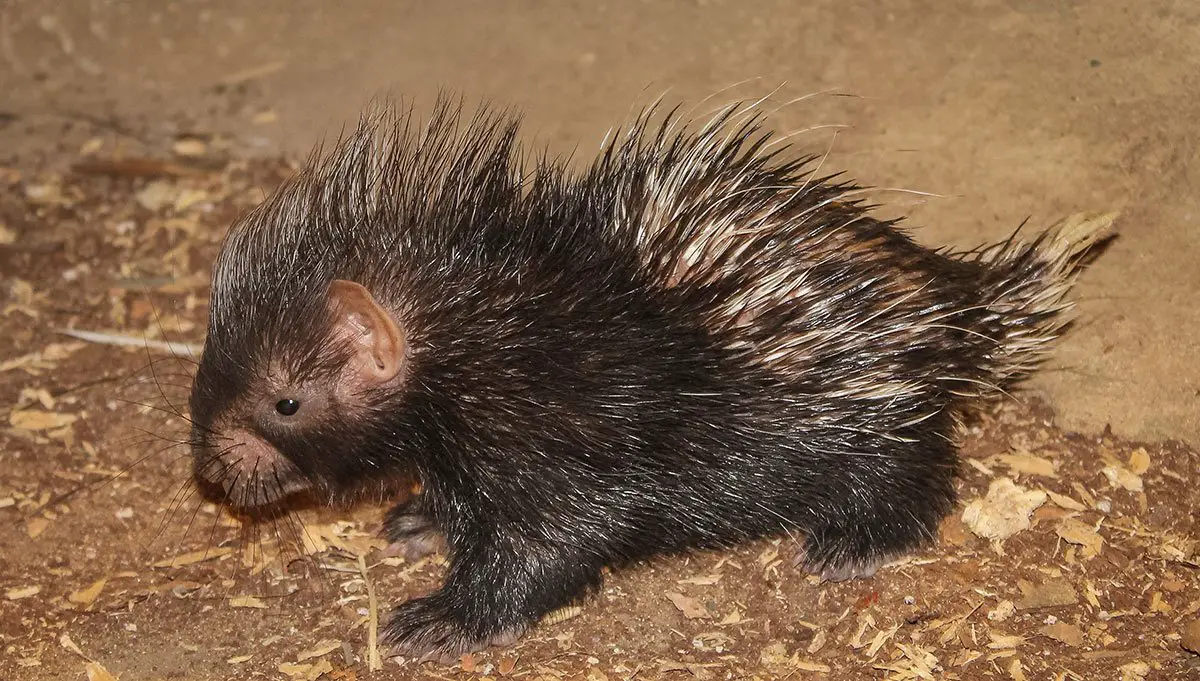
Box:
[792,547,889,582]
[792,505,944,583]
[384,594,526,664]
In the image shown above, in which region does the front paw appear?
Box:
[381,528,445,562]
[383,507,444,561]
[384,596,525,664]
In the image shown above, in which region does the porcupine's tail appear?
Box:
[966,212,1119,389]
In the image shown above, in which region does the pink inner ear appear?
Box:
[327,280,406,384]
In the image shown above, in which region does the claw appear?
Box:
[383,595,527,664]
[791,544,886,582]
[383,530,445,561]
[817,560,879,583]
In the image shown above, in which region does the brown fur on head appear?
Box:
[188,97,526,514]
[190,279,408,508]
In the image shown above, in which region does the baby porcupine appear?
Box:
[188,96,1115,660]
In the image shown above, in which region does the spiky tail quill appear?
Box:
[973,211,1119,388]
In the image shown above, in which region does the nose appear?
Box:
[190,427,310,507]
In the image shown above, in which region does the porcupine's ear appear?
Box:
[326,280,406,385]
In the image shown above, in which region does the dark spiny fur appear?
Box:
[188,96,1115,660]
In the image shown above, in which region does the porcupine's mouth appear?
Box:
[191,427,313,509]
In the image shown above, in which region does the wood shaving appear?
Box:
[962,477,1047,542]
[1181,618,1200,654]
[84,662,118,681]
[297,639,343,662]
[6,585,41,600]
[1040,622,1085,646]
[10,409,78,431]
[55,328,203,357]
[1045,490,1087,512]
[994,451,1058,478]
[666,591,711,619]
[677,573,723,585]
[68,578,107,608]
[1126,448,1151,475]
[356,553,382,672]
[1056,518,1104,559]
[1101,463,1143,492]
[1016,579,1078,610]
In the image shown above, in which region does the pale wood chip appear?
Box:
[995,451,1058,478]
[962,478,1047,541]
[1039,622,1085,646]
[10,409,78,431]
[1016,579,1078,610]
[1101,464,1142,492]
[1127,447,1151,475]
[666,591,711,619]
[296,639,342,661]
[1056,518,1104,558]
[5,585,41,600]
[84,662,119,681]
[68,578,107,607]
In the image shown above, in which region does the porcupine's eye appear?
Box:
[275,399,301,416]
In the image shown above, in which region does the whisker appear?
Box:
[180,465,237,549]
[114,397,211,435]
[148,447,214,535]
[19,437,188,521]
[148,477,203,552]
[202,492,233,564]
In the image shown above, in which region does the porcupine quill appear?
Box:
[186,94,1116,661]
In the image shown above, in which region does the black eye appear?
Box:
[275,399,300,416]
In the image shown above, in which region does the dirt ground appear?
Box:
[1,1,1198,680]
